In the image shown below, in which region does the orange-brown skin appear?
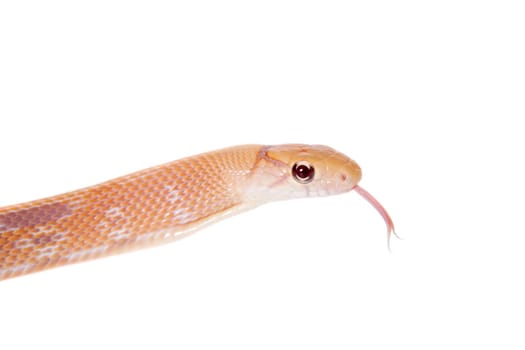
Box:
[0,144,395,280]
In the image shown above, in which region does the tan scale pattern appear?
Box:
[0,145,261,280]
[0,144,389,281]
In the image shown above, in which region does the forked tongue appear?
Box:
[353,185,399,251]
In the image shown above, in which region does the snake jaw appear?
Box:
[352,185,398,250]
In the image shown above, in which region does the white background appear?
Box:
[1,1,524,349]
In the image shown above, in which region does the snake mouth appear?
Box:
[353,185,399,250]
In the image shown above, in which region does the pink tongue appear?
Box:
[353,185,398,249]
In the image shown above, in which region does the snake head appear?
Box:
[242,144,362,202]
[241,144,397,249]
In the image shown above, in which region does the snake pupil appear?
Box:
[292,162,315,184]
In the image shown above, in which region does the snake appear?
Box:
[0,144,396,281]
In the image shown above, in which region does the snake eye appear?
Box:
[292,161,315,184]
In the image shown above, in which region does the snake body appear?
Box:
[0,144,394,280]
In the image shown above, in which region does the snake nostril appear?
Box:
[340,174,347,182]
